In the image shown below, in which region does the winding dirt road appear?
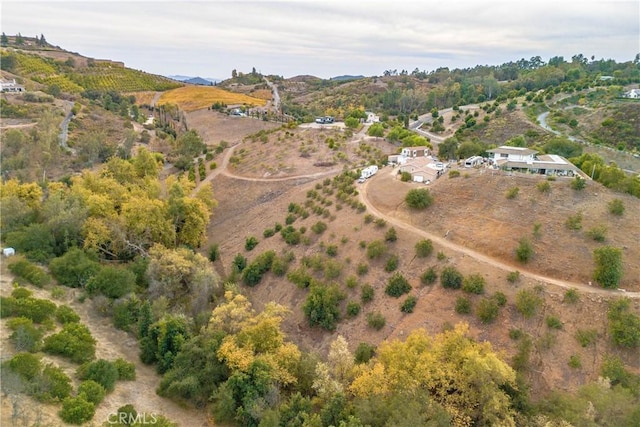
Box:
[358,169,640,299]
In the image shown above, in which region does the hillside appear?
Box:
[2,42,640,426]
[1,47,182,93]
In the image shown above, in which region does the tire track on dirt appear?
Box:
[358,171,640,299]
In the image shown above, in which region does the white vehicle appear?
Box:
[360,165,379,180]
[464,156,483,168]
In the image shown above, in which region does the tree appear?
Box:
[49,248,101,288]
[405,188,433,209]
[515,237,534,263]
[77,359,119,392]
[43,322,96,363]
[59,396,95,424]
[349,324,517,426]
[593,246,623,289]
[303,283,345,331]
[415,239,433,258]
[515,289,543,319]
[86,266,135,299]
[441,266,463,289]
[385,273,411,297]
[607,298,640,348]
[1,32,8,46]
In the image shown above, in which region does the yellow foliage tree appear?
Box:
[213,291,300,387]
[350,323,517,427]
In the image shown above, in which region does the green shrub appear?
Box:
[207,244,219,262]
[405,188,434,209]
[537,181,551,193]
[593,246,623,289]
[326,244,338,257]
[462,274,485,294]
[346,301,361,317]
[565,212,583,230]
[384,227,398,242]
[77,380,106,405]
[601,355,640,394]
[33,364,73,402]
[245,236,259,251]
[568,355,581,369]
[7,352,42,380]
[449,170,460,178]
[515,237,534,263]
[437,251,447,261]
[8,317,43,352]
[287,266,313,288]
[575,329,598,347]
[114,358,136,380]
[385,272,411,297]
[507,271,521,284]
[384,254,399,272]
[262,228,275,238]
[59,396,96,424]
[242,250,275,286]
[586,225,607,242]
[420,267,438,285]
[608,298,640,348]
[302,283,345,331]
[441,266,463,289]
[43,322,96,363]
[571,176,586,190]
[608,199,624,216]
[49,247,100,288]
[361,284,374,303]
[280,226,301,245]
[354,343,375,364]
[505,187,520,199]
[3,296,56,323]
[415,239,434,258]
[563,288,580,304]
[509,329,523,340]
[311,221,328,234]
[400,295,417,313]
[366,240,387,259]
[55,305,80,324]
[8,257,51,287]
[515,289,543,319]
[476,298,499,323]
[356,262,369,276]
[366,312,386,330]
[11,287,32,299]
[493,291,507,307]
[546,316,563,330]
[455,297,472,314]
[86,266,135,299]
[77,359,119,392]
[231,254,247,273]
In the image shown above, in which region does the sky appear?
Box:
[2,0,639,80]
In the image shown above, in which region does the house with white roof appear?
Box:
[622,89,640,99]
[388,146,431,165]
[487,146,584,177]
[1,79,25,93]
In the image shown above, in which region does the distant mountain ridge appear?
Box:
[167,75,221,85]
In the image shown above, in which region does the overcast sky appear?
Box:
[2,1,639,80]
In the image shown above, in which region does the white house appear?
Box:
[389,146,431,165]
[398,156,444,183]
[487,146,537,164]
[1,79,25,93]
[623,89,640,99]
[487,146,583,177]
[365,112,380,123]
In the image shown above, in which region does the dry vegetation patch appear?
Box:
[158,86,267,111]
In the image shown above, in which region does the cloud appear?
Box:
[2,0,638,78]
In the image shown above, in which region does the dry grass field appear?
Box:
[158,86,268,111]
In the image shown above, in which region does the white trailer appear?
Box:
[360,165,379,179]
[464,156,483,168]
